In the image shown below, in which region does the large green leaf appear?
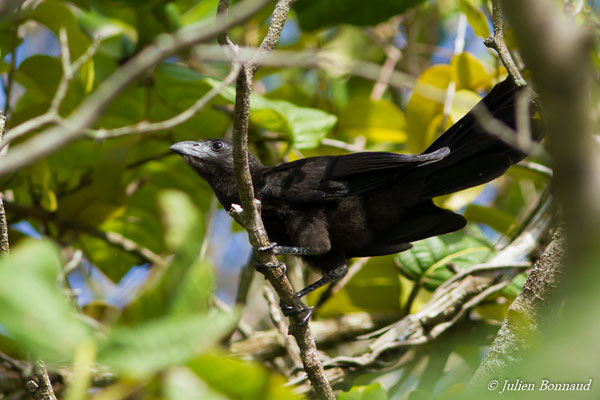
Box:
[98,310,238,377]
[312,255,402,316]
[163,367,229,400]
[207,76,337,148]
[395,229,494,291]
[339,383,389,400]
[0,239,94,363]
[464,204,519,236]
[295,0,427,30]
[188,353,302,400]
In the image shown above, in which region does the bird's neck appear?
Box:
[207,159,264,211]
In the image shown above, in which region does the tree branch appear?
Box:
[469,229,565,389]
[0,0,273,177]
[218,0,335,397]
[0,114,8,256]
[4,201,166,267]
[88,63,242,140]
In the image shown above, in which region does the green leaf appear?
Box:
[98,311,238,377]
[188,353,302,400]
[29,0,91,59]
[208,77,337,149]
[313,255,402,316]
[395,230,494,291]
[295,0,427,30]
[460,0,490,38]
[339,383,389,400]
[164,367,229,400]
[464,204,519,235]
[14,55,63,102]
[0,239,93,363]
[338,97,407,143]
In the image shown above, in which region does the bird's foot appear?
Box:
[254,260,286,275]
[279,300,314,326]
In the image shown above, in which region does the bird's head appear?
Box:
[170,139,262,183]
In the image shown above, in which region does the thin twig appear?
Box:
[263,286,303,369]
[0,0,273,177]
[484,0,526,86]
[88,63,242,140]
[0,114,8,256]
[4,201,166,267]
[0,33,103,150]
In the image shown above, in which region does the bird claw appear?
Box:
[254,261,286,275]
[279,300,314,325]
[257,242,278,252]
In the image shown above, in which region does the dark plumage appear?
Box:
[171,77,538,300]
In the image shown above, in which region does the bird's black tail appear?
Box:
[416,78,540,199]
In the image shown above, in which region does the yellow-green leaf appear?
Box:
[450,89,481,122]
[460,0,490,38]
[451,52,492,91]
[338,97,406,143]
[405,65,452,153]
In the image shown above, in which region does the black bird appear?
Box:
[171,78,538,306]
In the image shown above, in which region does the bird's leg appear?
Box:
[294,263,348,299]
[278,264,348,324]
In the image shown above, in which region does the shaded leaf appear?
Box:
[464,203,518,235]
[295,0,426,30]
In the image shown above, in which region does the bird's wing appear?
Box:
[261,148,449,205]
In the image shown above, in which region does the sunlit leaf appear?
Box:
[0,239,94,363]
[405,65,452,153]
[313,255,402,316]
[451,52,492,91]
[339,383,389,400]
[99,311,238,377]
[434,184,485,211]
[188,353,302,400]
[460,0,490,38]
[164,367,229,400]
[338,97,407,144]
[450,89,481,122]
[209,77,337,149]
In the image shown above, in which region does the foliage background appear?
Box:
[0,0,596,399]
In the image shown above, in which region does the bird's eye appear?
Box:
[211,140,225,151]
